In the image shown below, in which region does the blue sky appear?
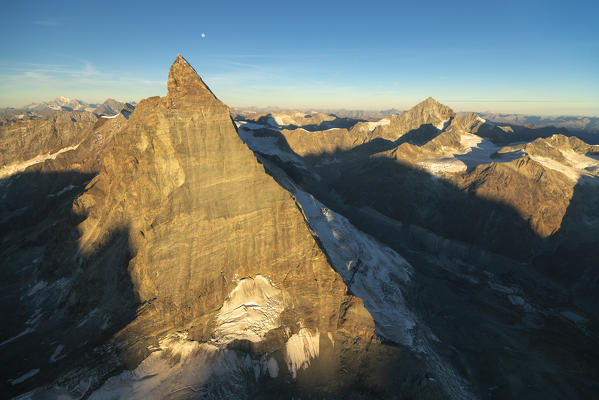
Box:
[1,0,598,115]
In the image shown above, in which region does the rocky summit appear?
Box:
[75,54,375,356]
[1,55,599,400]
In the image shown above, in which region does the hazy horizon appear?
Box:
[1,0,598,116]
[6,94,599,119]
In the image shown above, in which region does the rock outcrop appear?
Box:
[0,111,97,169]
[93,98,124,116]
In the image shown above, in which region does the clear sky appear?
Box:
[1,0,598,115]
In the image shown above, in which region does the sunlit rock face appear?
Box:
[0,111,97,171]
[269,97,455,158]
[76,55,370,340]
[66,55,377,383]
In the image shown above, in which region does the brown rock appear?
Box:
[74,55,374,347]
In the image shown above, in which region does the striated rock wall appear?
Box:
[75,55,374,349]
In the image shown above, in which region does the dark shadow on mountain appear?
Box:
[346,137,397,156]
[324,155,542,259]
[0,170,95,236]
[283,124,453,165]
[477,123,570,146]
[532,175,599,315]
[247,125,599,400]
[395,123,444,146]
[257,127,543,260]
[255,121,599,262]
[343,124,446,158]
[570,131,599,145]
[0,170,138,398]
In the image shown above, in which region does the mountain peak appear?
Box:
[403,97,455,119]
[414,97,443,109]
[167,54,217,103]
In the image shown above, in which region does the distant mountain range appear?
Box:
[233,107,403,121]
[0,97,137,126]
[476,111,599,132]
[5,100,598,137]
[233,107,599,143]
[23,97,124,114]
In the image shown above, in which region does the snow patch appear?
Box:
[27,281,48,296]
[0,327,34,347]
[285,328,319,378]
[238,125,306,167]
[289,187,474,398]
[273,115,288,126]
[459,133,483,149]
[266,357,279,378]
[530,149,599,182]
[236,121,267,131]
[214,275,285,344]
[26,308,43,326]
[436,119,450,130]
[508,295,534,312]
[48,184,76,198]
[418,134,501,176]
[327,332,335,346]
[76,308,101,328]
[367,118,390,131]
[560,311,586,323]
[89,333,276,399]
[292,189,416,348]
[99,113,119,119]
[417,158,467,175]
[10,369,40,385]
[50,344,65,363]
[0,143,81,179]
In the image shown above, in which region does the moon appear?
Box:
[201,33,206,38]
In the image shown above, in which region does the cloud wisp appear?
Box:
[32,19,61,27]
[0,60,166,106]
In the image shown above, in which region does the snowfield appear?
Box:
[0,143,81,180]
[292,189,417,347]
[214,275,285,344]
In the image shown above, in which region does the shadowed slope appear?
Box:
[238,109,599,399]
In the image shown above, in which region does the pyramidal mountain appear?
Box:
[2,55,599,400]
[75,54,375,358]
[0,55,461,399]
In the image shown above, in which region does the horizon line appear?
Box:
[3,97,598,119]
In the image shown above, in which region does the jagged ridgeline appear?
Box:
[0,55,454,399]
